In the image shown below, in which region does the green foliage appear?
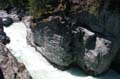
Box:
[0,0,29,10]
[0,0,9,9]
[28,0,53,17]
[88,0,99,16]
[88,6,98,15]
[8,0,29,7]
[0,0,100,17]
[0,0,64,17]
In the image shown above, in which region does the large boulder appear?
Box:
[25,16,119,76]
[2,17,13,27]
[25,0,120,76]
[0,10,23,23]
[0,10,8,18]
[0,11,13,27]
[77,11,120,37]
[74,27,118,76]
[0,31,10,45]
[27,17,73,68]
[0,43,32,79]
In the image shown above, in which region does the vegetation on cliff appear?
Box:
[0,0,29,10]
[0,0,100,16]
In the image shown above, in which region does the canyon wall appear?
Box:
[26,0,120,76]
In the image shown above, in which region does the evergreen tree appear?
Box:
[28,0,47,17]
[0,0,9,9]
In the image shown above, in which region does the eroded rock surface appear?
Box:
[75,27,118,76]
[25,0,120,76]
[0,43,32,79]
[26,16,119,76]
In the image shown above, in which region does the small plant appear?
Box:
[89,6,98,15]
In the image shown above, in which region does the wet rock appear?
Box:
[8,7,25,21]
[8,14,20,22]
[0,43,32,79]
[8,7,21,22]
[25,0,120,76]
[26,18,119,76]
[0,16,10,45]
[74,27,118,76]
[0,68,4,79]
[0,17,4,32]
[0,32,10,45]
[0,10,8,18]
[29,19,73,67]
[2,17,13,27]
[0,10,23,22]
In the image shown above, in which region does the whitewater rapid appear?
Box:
[4,22,120,79]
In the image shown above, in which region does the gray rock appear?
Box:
[74,27,118,76]
[0,32,10,45]
[25,0,120,76]
[26,18,73,68]
[2,17,13,27]
[33,21,73,67]
[8,14,20,22]
[77,8,120,38]
[0,10,21,22]
[0,43,32,79]
[26,17,119,76]
[0,10,8,18]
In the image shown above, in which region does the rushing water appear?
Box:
[4,22,120,79]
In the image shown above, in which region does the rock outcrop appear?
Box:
[0,10,22,22]
[3,17,13,27]
[0,12,31,78]
[75,27,118,76]
[0,43,32,79]
[26,18,119,76]
[25,0,120,76]
[0,32,10,45]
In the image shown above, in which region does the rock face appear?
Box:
[26,17,73,68]
[3,17,13,27]
[0,10,13,27]
[25,0,120,76]
[0,43,32,79]
[0,32,10,45]
[0,17,10,45]
[0,10,22,22]
[75,27,118,76]
[26,19,118,76]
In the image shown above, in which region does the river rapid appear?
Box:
[4,22,120,79]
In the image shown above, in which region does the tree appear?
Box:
[28,0,56,18]
[0,0,9,9]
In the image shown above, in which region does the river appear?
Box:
[4,22,120,79]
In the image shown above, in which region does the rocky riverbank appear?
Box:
[5,20,120,79]
[25,0,120,76]
[0,43,32,79]
[1,0,120,77]
[0,10,32,79]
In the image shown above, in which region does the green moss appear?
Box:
[88,0,100,16]
[88,6,98,15]
[28,0,65,18]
